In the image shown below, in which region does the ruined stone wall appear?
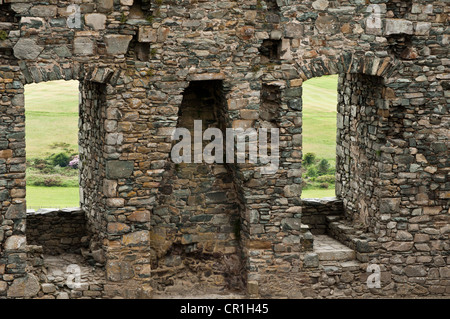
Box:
[151,80,244,294]
[79,80,107,259]
[336,73,386,229]
[0,0,448,299]
[301,198,344,235]
[252,0,449,297]
[25,209,87,255]
[0,0,155,298]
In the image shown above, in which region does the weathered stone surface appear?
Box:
[0,281,7,294]
[385,19,414,35]
[13,39,43,60]
[106,261,134,282]
[439,267,450,279]
[315,15,338,34]
[284,184,302,197]
[127,211,151,222]
[5,203,26,219]
[104,35,133,55]
[4,235,26,251]
[7,274,40,298]
[383,242,414,252]
[396,231,413,241]
[282,218,301,231]
[92,249,106,264]
[103,179,117,197]
[0,150,13,158]
[122,231,150,246]
[41,283,56,294]
[73,37,95,55]
[106,160,134,179]
[304,253,319,268]
[247,281,259,296]
[106,198,125,208]
[107,222,130,234]
[380,198,401,213]
[404,266,427,277]
[85,14,106,30]
[97,0,114,13]
[30,5,57,17]
[312,0,329,11]
[138,26,157,43]
[54,46,72,58]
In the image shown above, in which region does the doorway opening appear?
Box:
[25,80,80,209]
[301,75,338,199]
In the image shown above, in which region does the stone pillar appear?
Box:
[336,73,387,230]
[0,68,28,297]
[229,77,304,295]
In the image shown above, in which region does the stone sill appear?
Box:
[301,197,341,205]
[26,207,82,215]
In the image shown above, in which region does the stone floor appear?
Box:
[38,254,105,299]
[34,237,356,299]
[313,235,356,262]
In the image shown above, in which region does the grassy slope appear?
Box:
[25,80,80,158]
[301,75,338,163]
[301,75,338,198]
[25,80,80,208]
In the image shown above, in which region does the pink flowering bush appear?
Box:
[69,155,79,169]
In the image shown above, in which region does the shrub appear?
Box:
[69,155,79,169]
[43,177,63,187]
[306,166,318,178]
[303,153,316,166]
[317,159,330,175]
[319,182,329,189]
[49,152,71,167]
[29,176,63,187]
[316,174,335,184]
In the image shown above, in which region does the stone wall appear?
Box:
[336,73,386,230]
[25,209,87,255]
[0,0,448,299]
[79,80,108,263]
[301,198,344,235]
[152,80,245,294]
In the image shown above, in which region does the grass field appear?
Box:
[301,75,338,198]
[25,80,80,158]
[24,76,338,207]
[27,186,80,209]
[302,188,336,199]
[301,75,338,163]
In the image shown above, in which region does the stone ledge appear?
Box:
[326,216,379,262]
[26,207,82,215]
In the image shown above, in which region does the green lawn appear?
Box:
[302,188,336,199]
[25,80,80,208]
[27,186,80,210]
